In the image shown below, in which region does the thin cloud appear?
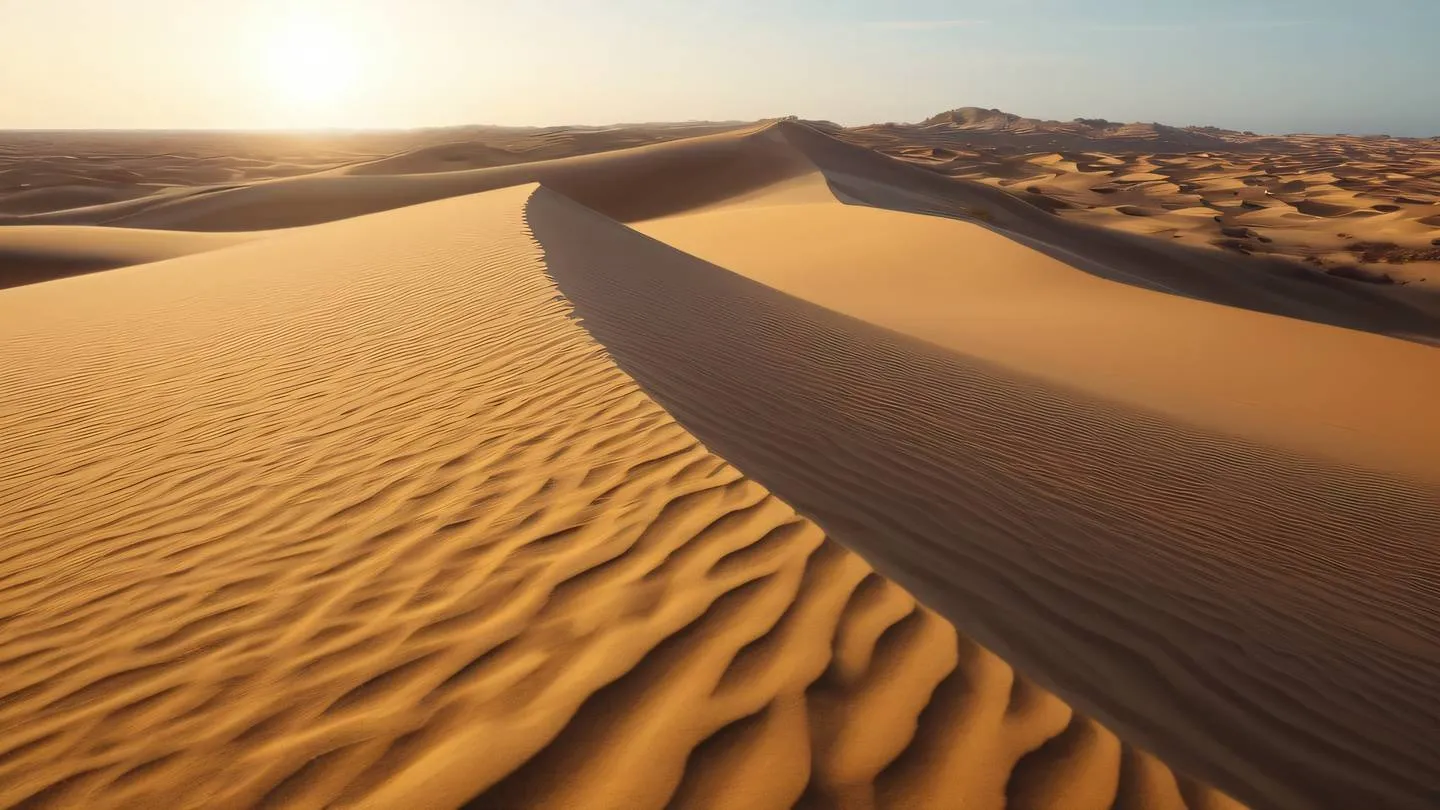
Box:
[869,19,989,31]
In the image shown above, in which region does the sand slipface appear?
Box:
[528,172,1440,809]
[0,116,1435,810]
[0,185,1245,809]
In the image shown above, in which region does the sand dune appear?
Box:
[11,119,1432,342]
[0,130,400,218]
[0,184,1250,809]
[8,116,1428,331]
[337,122,747,177]
[535,186,1440,810]
[0,185,154,216]
[837,114,1440,296]
[1,114,1436,810]
[0,225,253,288]
[637,186,1440,484]
[340,140,529,175]
[0,122,765,229]
[774,122,1440,342]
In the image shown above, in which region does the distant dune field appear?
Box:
[833,108,1440,300]
[1,116,1436,810]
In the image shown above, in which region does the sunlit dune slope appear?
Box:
[0,185,1245,809]
[1,115,1434,810]
[831,116,1440,294]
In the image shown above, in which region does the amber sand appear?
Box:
[1,116,1437,810]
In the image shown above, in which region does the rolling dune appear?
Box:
[636,189,1440,484]
[0,123,806,231]
[531,186,1440,810]
[0,225,254,288]
[837,115,1440,296]
[8,119,1432,336]
[0,184,1247,809]
[1,114,1435,810]
[773,122,1440,342]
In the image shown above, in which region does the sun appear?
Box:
[263,14,364,112]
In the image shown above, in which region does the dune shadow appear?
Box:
[528,184,1440,810]
[770,123,1440,345]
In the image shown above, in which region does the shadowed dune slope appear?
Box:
[637,193,1440,486]
[0,184,1242,809]
[0,225,255,288]
[531,187,1440,810]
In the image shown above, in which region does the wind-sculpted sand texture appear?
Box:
[0,184,1249,808]
[532,187,1440,810]
[2,112,1435,810]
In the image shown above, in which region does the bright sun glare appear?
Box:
[264,15,363,113]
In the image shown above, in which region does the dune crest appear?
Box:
[530,186,1440,810]
[0,123,809,231]
[1,109,1434,810]
[0,185,1247,809]
[636,171,1440,485]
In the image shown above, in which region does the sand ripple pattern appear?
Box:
[0,185,1240,809]
[530,187,1440,810]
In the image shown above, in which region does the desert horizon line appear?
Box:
[4,106,1436,140]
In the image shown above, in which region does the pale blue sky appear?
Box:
[1,0,1435,134]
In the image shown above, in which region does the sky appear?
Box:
[1,0,1436,135]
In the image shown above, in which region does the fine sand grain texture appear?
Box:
[0,185,1245,809]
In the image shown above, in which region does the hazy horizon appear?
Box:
[3,0,1436,136]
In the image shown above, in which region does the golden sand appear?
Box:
[2,119,1436,810]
